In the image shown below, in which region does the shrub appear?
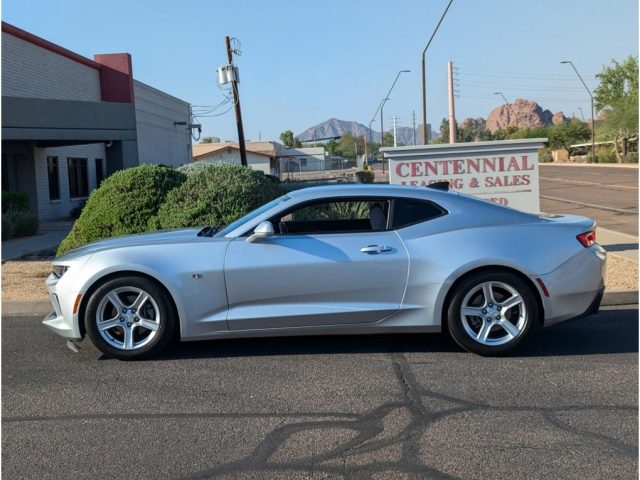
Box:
[177,161,218,176]
[57,165,186,256]
[595,147,617,163]
[11,210,39,237]
[154,163,284,230]
[264,174,281,184]
[3,209,38,239]
[2,191,29,213]
[354,170,375,183]
[538,147,553,163]
[2,214,15,240]
[624,152,638,163]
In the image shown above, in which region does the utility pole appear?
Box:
[380,103,385,148]
[392,115,398,147]
[225,36,247,167]
[447,61,456,144]
[412,110,416,145]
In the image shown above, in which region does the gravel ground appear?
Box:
[2,260,51,300]
[606,254,639,291]
[1,253,637,301]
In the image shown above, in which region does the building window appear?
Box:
[47,156,60,200]
[300,158,307,166]
[67,157,88,198]
[95,158,104,187]
[2,154,9,191]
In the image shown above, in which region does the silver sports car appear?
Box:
[43,184,606,359]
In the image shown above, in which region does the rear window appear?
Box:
[392,198,446,229]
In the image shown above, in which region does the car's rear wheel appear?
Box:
[85,275,176,360]
[447,271,539,355]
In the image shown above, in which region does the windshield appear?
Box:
[215,195,290,237]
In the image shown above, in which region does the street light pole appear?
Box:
[561,60,596,163]
[421,0,454,144]
[380,69,410,148]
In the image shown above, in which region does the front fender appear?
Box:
[75,242,229,339]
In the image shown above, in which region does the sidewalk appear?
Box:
[598,228,638,263]
[1,220,72,261]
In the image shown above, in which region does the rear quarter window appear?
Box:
[392,198,446,229]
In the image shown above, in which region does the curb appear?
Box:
[601,290,638,306]
[2,291,638,317]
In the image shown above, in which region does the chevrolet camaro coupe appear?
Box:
[43,184,606,359]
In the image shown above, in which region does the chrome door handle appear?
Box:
[360,245,393,254]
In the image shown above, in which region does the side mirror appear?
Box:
[246,221,275,243]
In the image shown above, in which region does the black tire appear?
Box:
[85,275,177,360]
[446,270,539,356]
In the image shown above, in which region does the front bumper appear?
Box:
[41,273,83,340]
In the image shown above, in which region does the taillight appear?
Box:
[577,230,596,248]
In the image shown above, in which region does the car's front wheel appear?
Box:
[85,275,176,360]
[447,271,539,355]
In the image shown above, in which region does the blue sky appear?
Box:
[3,0,638,142]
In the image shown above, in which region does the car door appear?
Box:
[223,197,409,330]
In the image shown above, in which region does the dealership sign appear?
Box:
[381,138,546,213]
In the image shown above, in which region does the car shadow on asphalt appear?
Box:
[145,308,638,361]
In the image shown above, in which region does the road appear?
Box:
[539,164,638,236]
[3,310,637,479]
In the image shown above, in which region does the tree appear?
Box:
[594,56,638,112]
[200,136,219,144]
[439,118,450,143]
[382,132,394,147]
[594,56,638,162]
[326,139,339,156]
[547,120,590,151]
[279,130,302,148]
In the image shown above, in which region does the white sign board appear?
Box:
[382,138,546,213]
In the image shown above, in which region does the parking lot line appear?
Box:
[539,176,639,190]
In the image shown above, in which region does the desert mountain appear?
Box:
[296,118,418,145]
[486,98,567,133]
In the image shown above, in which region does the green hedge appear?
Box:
[154,163,284,229]
[57,165,186,255]
[3,209,38,240]
[2,191,29,213]
[177,161,217,176]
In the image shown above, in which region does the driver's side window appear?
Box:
[271,198,390,235]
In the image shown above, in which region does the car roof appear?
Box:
[286,183,457,202]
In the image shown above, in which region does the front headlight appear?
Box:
[52,265,69,278]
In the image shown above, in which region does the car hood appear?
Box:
[56,228,207,261]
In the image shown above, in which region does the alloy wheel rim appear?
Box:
[95,286,161,350]
[460,281,527,346]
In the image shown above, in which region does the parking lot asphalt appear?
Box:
[539,164,638,236]
[2,307,638,480]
